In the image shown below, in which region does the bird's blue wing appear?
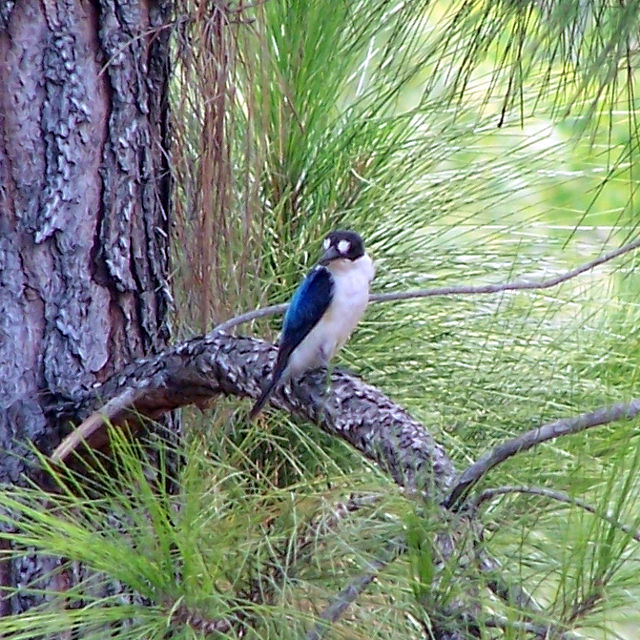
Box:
[280,265,333,358]
[248,266,333,418]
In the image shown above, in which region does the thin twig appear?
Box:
[209,303,288,335]
[305,538,406,640]
[471,485,640,542]
[444,397,640,509]
[372,234,640,304]
[208,236,640,335]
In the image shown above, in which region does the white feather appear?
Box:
[287,254,374,377]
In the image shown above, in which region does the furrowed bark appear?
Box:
[53,332,457,498]
[0,0,172,614]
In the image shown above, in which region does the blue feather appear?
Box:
[248,266,334,418]
[281,266,333,355]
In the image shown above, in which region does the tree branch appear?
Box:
[371,234,640,304]
[444,398,640,509]
[50,238,640,506]
[208,237,640,334]
[51,333,457,498]
[210,302,288,333]
[41,238,640,640]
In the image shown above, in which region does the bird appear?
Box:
[249,230,375,419]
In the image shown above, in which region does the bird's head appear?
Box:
[318,230,365,265]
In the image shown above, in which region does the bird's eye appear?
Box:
[337,239,350,254]
[323,238,331,250]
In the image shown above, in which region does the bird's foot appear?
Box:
[316,396,338,421]
[299,369,339,420]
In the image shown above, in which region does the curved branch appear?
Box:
[209,302,288,334]
[51,333,457,498]
[445,398,640,509]
[208,237,640,334]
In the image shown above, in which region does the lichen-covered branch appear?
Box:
[52,332,457,498]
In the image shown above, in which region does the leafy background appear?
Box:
[4,0,640,637]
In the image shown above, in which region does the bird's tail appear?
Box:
[248,370,284,419]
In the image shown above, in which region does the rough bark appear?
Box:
[0,0,172,615]
[52,332,457,498]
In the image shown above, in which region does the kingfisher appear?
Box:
[249,230,375,418]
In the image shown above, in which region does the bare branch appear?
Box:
[51,382,219,464]
[444,398,640,509]
[41,237,640,640]
[209,302,288,335]
[52,234,640,505]
[472,485,640,542]
[209,237,640,334]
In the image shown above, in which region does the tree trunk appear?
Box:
[0,0,172,615]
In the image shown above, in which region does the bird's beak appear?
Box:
[318,245,341,265]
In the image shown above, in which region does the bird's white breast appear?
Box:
[287,254,374,377]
